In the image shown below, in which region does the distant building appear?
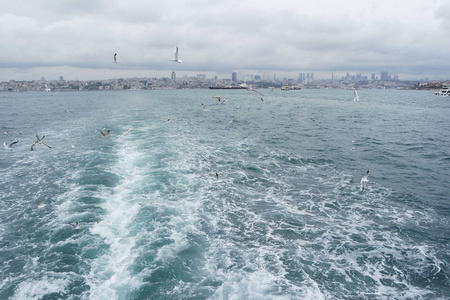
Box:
[380,71,390,81]
[232,72,237,82]
[171,71,176,81]
[59,76,64,82]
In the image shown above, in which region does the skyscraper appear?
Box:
[171,71,176,81]
[232,72,237,82]
[380,71,390,81]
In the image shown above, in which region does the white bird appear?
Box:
[98,129,110,137]
[224,116,237,129]
[113,53,118,64]
[354,90,359,102]
[31,132,51,151]
[3,140,18,150]
[170,46,182,63]
[360,170,369,191]
[68,222,79,229]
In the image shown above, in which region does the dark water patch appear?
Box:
[76,171,121,187]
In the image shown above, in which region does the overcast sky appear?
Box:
[1,0,449,81]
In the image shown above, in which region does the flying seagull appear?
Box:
[214,172,223,183]
[360,170,369,191]
[213,96,221,102]
[98,129,110,138]
[31,132,51,151]
[3,140,18,150]
[170,46,182,63]
[250,89,264,101]
[224,116,237,129]
[38,200,45,208]
[113,53,118,64]
[68,222,79,229]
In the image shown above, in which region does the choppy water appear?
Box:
[0,88,449,300]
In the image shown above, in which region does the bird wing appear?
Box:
[174,46,179,60]
[42,142,52,148]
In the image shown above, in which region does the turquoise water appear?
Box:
[0,89,449,299]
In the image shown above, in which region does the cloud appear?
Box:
[1,0,450,81]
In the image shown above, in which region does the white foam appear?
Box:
[84,138,147,298]
[11,275,70,300]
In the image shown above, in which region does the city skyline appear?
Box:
[1,0,450,82]
[1,70,404,84]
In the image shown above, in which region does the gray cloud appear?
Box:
[1,0,449,81]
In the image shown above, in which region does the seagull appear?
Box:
[201,103,209,111]
[220,98,229,105]
[113,53,118,64]
[224,116,237,129]
[31,132,51,151]
[98,129,110,138]
[248,88,264,101]
[38,200,45,208]
[360,170,369,191]
[354,90,359,102]
[213,96,221,102]
[214,172,223,183]
[170,46,182,63]
[68,222,79,229]
[3,140,19,150]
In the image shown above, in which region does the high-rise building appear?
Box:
[232,72,237,82]
[59,76,64,82]
[380,71,390,81]
[171,71,176,81]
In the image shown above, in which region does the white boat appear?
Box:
[435,85,450,97]
[281,85,301,91]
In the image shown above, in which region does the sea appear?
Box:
[0,88,449,300]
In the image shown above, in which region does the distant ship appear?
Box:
[281,85,302,91]
[209,86,248,90]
